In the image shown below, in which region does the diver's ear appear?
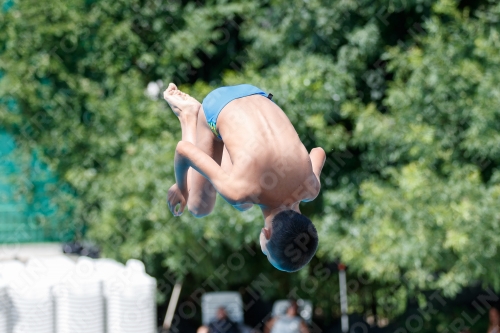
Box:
[262,227,271,240]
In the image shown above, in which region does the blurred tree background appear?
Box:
[1,0,499,331]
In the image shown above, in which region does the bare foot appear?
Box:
[163,83,201,118]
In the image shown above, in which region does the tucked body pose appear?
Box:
[164,83,326,272]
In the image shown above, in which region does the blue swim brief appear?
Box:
[201,84,273,139]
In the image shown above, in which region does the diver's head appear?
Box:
[260,209,318,272]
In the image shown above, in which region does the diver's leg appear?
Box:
[163,83,200,144]
[185,108,224,217]
[221,145,253,211]
[164,83,222,217]
[220,144,233,174]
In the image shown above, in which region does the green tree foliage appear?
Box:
[1,0,499,326]
[327,0,500,296]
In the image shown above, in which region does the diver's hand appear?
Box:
[167,183,188,216]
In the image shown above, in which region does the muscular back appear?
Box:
[216,94,316,207]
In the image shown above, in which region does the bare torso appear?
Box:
[216,94,317,207]
[163,83,325,217]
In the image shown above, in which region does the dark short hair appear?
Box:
[267,210,318,272]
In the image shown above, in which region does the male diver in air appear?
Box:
[164,83,326,272]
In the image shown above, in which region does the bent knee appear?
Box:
[187,192,216,217]
[187,203,213,218]
[189,209,211,218]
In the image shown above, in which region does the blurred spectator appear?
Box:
[197,307,241,333]
[488,308,500,333]
[197,327,209,333]
[265,300,309,333]
[62,241,100,258]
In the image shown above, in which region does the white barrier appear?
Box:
[0,257,156,333]
[103,259,157,333]
[53,257,104,333]
[0,278,8,333]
